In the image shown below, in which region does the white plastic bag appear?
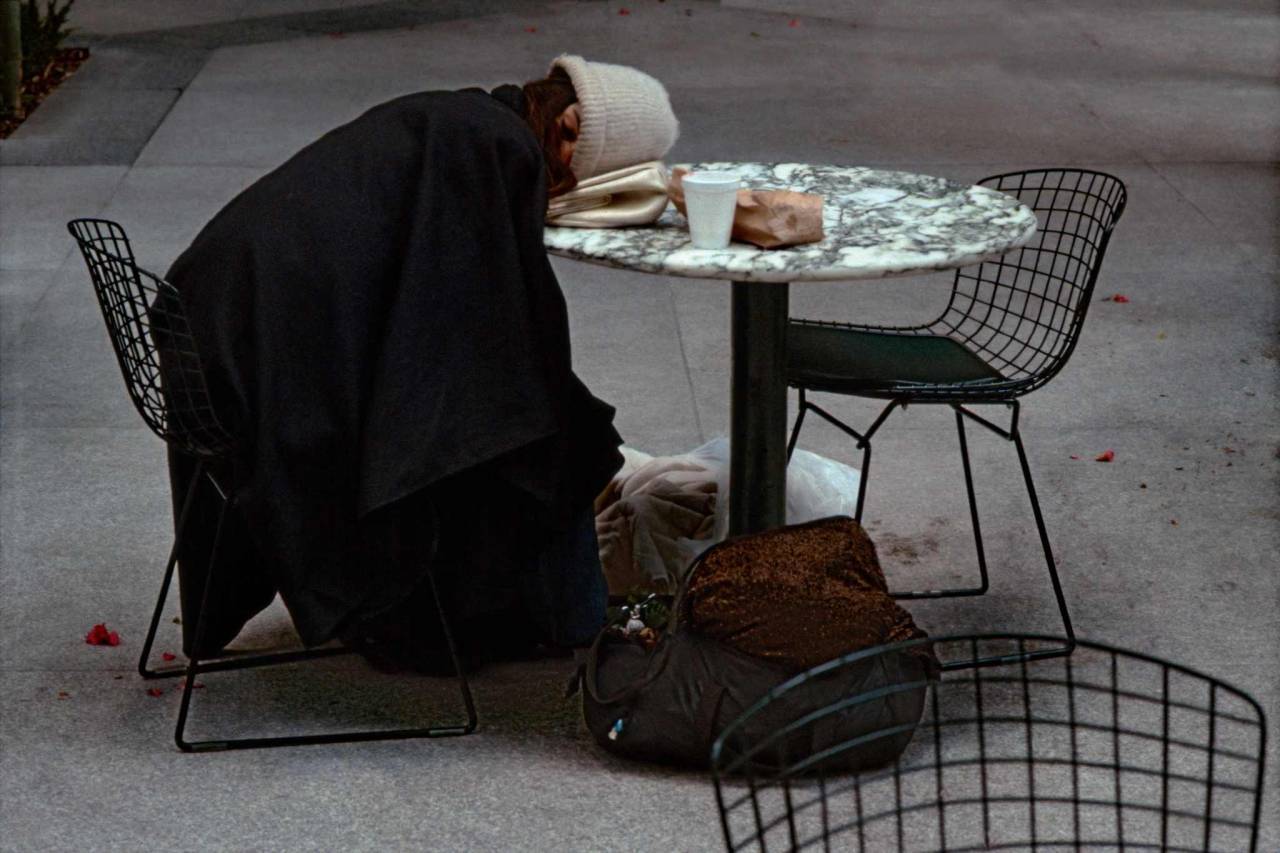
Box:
[673,436,862,566]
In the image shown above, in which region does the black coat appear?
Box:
[165,85,623,654]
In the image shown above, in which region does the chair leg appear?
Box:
[953,408,991,596]
[786,392,869,520]
[933,406,1076,671]
[174,494,230,751]
[786,389,868,520]
[423,553,479,732]
[890,408,992,600]
[786,389,807,463]
[791,397,987,599]
[852,400,899,524]
[786,395,1075,669]
[172,493,478,753]
[788,396,896,525]
[853,438,871,524]
[140,464,351,679]
[139,458,205,679]
[1010,425,1075,654]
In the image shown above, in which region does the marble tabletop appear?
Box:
[544,162,1038,283]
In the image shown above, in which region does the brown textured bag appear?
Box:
[685,516,936,672]
[578,516,938,770]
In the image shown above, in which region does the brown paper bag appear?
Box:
[669,168,824,249]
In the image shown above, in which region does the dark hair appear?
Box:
[522,67,579,199]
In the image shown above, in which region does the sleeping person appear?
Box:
[164,56,679,671]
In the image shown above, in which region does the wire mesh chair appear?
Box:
[786,170,1128,668]
[712,634,1268,852]
[67,218,477,751]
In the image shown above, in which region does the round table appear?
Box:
[545,162,1038,536]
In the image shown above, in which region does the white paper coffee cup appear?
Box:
[683,171,740,249]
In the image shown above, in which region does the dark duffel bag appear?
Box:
[578,516,938,772]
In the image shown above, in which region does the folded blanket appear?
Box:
[595,448,716,594]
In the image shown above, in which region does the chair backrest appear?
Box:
[67,219,234,458]
[936,170,1127,391]
[712,634,1267,852]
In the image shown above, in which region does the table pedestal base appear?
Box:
[729,280,789,536]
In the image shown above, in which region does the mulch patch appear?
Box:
[1,46,91,139]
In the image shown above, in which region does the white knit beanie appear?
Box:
[549,54,679,180]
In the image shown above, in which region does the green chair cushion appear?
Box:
[787,324,1003,393]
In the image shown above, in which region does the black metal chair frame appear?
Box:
[69,218,477,752]
[712,633,1269,852]
[786,170,1128,671]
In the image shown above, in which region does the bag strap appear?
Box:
[581,550,712,705]
[582,620,675,705]
[579,525,780,706]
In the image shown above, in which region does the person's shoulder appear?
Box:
[366,89,535,145]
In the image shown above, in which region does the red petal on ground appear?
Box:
[789,18,800,26]
[83,623,121,645]
[161,652,177,661]
[146,687,164,697]
[1104,294,1130,303]
[619,7,631,14]
[1095,450,1116,462]
[180,680,206,690]
[327,31,345,38]
[524,25,537,32]
[57,691,71,700]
